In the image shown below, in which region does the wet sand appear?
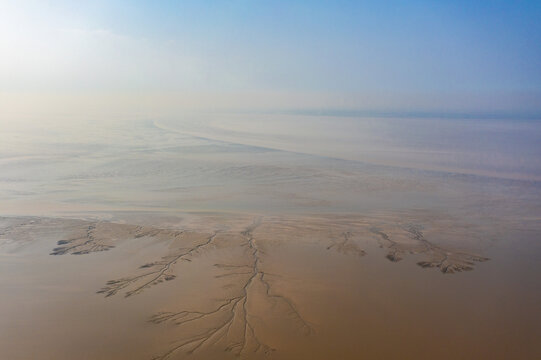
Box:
[1,114,540,359]
[0,211,540,360]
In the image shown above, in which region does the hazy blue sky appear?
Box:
[1,0,540,112]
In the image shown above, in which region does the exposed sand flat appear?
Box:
[0,116,540,359]
[1,212,539,359]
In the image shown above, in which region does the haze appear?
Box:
[1,2,540,360]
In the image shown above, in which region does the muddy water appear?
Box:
[0,114,540,359]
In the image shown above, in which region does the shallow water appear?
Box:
[0,113,540,359]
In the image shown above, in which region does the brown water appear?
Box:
[0,113,540,359]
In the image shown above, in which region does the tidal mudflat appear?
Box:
[0,115,540,359]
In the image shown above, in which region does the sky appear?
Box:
[1,0,540,114]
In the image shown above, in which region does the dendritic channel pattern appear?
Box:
[326,231,365,257]
[370,224,489,273]
[103,218,314,359]
[51,222,112,255]
[50,223,186,255]
[97,231,217,297]
[0,215,491,358]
